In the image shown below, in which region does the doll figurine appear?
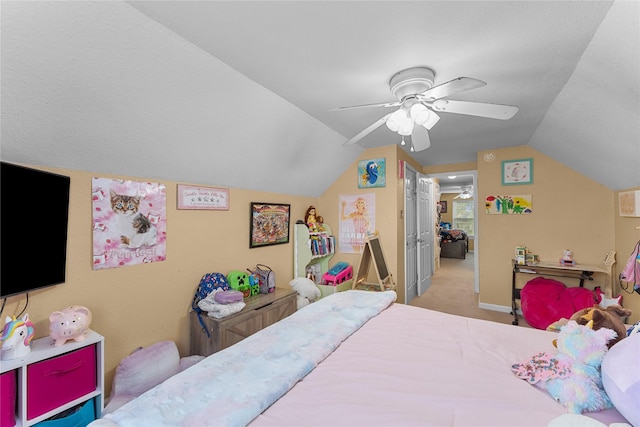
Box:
[305,206,318,232]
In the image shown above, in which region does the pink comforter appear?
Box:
[252,303,626,427]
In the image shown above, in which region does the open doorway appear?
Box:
[427,171,479,293]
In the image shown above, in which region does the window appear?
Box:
[453,200,474,238]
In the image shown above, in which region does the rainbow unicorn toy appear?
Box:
[1,314,35,360]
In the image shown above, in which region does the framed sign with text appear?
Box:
[177,185,229,210]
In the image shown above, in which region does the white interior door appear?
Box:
[417,175,433,295]
[404,165,418,304]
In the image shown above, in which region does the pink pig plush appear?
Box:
[49,305,92,346]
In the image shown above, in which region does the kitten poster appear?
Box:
[92,178,167,270]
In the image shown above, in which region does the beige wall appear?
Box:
[317,145,421,304]
[613,186,640,323]
[4,147,638,395]
[424,148,640,324]
[2,165,316,394]
[477,146,619,311]
[2,148,417,395]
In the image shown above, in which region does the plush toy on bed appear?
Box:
[512,320,617,414]
[570,305,631,348]
[289,277,321,310]
[548,305,632,349]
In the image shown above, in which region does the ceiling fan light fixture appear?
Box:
[386,108,414,135]
[423,111,440,130]
[409,103,431,125]
[398,120,414,136]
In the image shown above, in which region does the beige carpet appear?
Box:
[409,252,531,328]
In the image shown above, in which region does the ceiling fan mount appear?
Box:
[389,67,435,100]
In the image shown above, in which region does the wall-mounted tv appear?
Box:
[1,162,71,298]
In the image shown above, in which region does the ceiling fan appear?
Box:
[333,67,519,152]
[454,185,474,199]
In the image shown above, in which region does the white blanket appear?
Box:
[197,289,246,319]
[89,290,397,427]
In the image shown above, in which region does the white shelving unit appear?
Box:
[0,330,104,427]
[293,223,335,279]
[294,223,353,298]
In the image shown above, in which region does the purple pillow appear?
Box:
[601,332,640,426]
[214,290,244,304]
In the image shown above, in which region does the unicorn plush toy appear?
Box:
[1,314,35,360]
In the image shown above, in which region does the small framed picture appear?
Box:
[358,158,386,188]
[502,158,533,185]
[439,201,448,213]
[250,202,291,248]
[177,185,229,210]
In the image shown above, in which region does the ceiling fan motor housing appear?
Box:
[389,67,435,100]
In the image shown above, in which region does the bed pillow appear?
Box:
[104,340,181,414]
[601,332,640,426]
[520,277,596,330]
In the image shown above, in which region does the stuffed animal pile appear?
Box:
[547,305,631,349]
[289,277,321,310]
[512,320,617,414]
[569,305,631,348]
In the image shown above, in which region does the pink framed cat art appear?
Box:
[92,177,167,270]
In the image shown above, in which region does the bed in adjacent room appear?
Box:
[90,290,634,427]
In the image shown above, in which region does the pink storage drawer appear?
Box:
[27,345,96,420]
[0,370,16,427]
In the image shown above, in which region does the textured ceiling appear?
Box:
[1,1,638,196]
[127,0,639,190]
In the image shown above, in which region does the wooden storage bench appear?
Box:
[190,288,296,357]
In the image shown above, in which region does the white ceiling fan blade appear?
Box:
[418,77,486,101]
[411,124,431,152]
[331,100,401,112]
[343,113,392,146]
[431,99,518,120]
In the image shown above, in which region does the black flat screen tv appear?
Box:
[1,162,71,298]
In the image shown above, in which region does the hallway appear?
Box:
[409,253,531,327]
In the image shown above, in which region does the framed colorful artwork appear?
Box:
[358,158,386,188]
[250,202,291,248]
[485,195,533,214]
[502,158,533,185]
[177,184,229,210]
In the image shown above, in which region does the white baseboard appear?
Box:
[479,302,522,315]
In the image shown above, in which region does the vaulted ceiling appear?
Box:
[2,1,638,196]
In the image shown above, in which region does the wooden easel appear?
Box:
[352,233,396,292]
